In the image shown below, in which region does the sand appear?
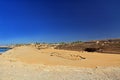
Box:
[0,46,120,80]
[2,46,120,67]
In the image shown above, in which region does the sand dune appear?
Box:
[0,45,120,80]
[2,46,120,67]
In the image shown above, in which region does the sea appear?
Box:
[0,48,11,54]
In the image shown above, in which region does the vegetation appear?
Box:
[70,41,82,44]
[59,42,66,45]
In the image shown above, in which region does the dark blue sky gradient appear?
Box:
[0,0,120,45]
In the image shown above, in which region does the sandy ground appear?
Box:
[0,46,120,80]
[3,46,120,67]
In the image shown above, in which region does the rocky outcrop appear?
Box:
[55,39,120,54]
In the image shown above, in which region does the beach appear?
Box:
[0,45,120,80]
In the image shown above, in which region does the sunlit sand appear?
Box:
[0,45,120,80]
[2,46,120,67]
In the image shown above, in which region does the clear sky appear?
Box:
[0,0,120,45]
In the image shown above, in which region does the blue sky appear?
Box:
[0,0,120,45]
